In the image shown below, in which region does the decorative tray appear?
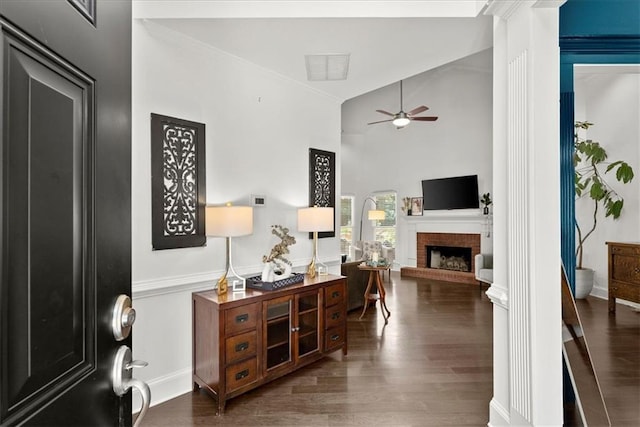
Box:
[245,273,305,291]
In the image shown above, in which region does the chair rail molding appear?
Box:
[132,258,341,299]
[486,284,509,309]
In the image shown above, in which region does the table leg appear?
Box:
[375,272,391,323]
[359,272,376,320]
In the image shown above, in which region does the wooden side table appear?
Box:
[606,241,640,313]
[358,264,391,323]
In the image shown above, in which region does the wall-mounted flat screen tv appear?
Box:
[421,175,479,211]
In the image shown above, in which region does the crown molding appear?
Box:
[484,0,565,20]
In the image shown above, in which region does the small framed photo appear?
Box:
[410,197,423,216]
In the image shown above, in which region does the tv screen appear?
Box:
[421,175,480,211]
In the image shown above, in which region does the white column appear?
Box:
[485,1,564,425]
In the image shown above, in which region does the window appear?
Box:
[373,192,397,247]
[340,195,354,256]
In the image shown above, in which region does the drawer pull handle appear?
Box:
[235,314,249,323]
[331,312,340,320]
[235,342,249,352]
[331,334,340,341]
[331,291,340,298]
[235,369,249,381]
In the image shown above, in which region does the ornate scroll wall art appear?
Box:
[308,148,335,238]
[151,114,206,250]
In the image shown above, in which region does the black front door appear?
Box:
[0,1,132,425]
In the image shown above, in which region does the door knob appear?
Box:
[112,294,136,341]
[112,345,150,427]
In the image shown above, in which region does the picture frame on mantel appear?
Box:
[151,113,206,250]
[308,148,336,238]
[411,197,423,216]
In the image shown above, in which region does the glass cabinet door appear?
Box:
[296,291,320,359]
[265,297,292,371]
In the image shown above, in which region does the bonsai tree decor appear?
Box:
[262,225,296,281]
[574,121,634,270]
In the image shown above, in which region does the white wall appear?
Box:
[131,20,341,408]
[575,71,640,300]
[341,49,493,265]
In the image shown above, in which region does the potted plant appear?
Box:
[480,192,492,215]
[574,121,634,298]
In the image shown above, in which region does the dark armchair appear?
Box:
[341,261,376,312]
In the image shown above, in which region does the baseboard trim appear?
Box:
[488,397,510,426]
[132,367,193,413]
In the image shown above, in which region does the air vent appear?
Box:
[305,54,350,81]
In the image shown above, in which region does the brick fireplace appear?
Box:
[401,232,481,284]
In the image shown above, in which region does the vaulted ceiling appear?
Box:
[133,0,493,102]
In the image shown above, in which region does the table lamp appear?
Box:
[297,206,334,278]
[206,203,253,294]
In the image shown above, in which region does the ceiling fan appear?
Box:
[367,80,438,128]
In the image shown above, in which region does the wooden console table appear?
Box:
[192,274,347,414]
[606,241,640,313]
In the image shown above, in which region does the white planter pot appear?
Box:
[574,268,595,299]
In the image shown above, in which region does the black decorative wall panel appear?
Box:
[309,148,335,238]
[151,114,206,250]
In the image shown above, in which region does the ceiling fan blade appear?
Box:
[367,119,395,125]
[411,116,439,122]
[407,105,429,116]
[375,109,395,117]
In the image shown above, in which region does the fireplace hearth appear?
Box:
[401,232,481,284]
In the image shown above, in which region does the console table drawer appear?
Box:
[325,304,345,329]
[226,330,257,364]
[225,357,258,393]
[611,255,640,283]
[610,244,640,257]
[325,325,346,352]
[225,303,259,335]
[324,282,345,307]
[609,281,640,303]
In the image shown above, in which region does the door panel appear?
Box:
[3,26,95,421]
[1,0,132,425]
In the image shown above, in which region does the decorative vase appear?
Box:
[574,268,595,299]
[273,261,292,280]
[261,262,275,282]
[407,209,412,216]
[483,206,489,215]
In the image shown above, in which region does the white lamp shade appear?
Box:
[297,206,334,232]
[367,209,386,221]
[206,205,253,237]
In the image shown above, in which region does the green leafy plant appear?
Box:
[574,121,634,269]
[480,193,492,208]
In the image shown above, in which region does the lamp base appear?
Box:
[306,257,328,278]
[306,257,317,279]
[216,276,228,295]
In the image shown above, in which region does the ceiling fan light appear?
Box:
[392,117,410,127]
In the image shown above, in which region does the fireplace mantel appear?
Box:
[398,209,493,279]
[402,209,487,225]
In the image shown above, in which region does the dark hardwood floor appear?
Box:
[140,274,639,426]
[571,296,640,426]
